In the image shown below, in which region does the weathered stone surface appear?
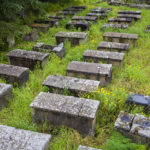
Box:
[57,11,76,16]
[118,10,141,15]
[83,50,124,67]
[29,24,50,33]
[0,83,12,109]
[70,6,87,9]
[117,14,141,21]
[6,35,15,48]
[97,41,129,52]
[55,31,88,46]
[78,145,102,150]
[92,7,112,12]
[22,31,39,42]
[0,125,51,150]
[101,24,128,30]
[114,111,150,147]
[72,16,98,22]
[30,92,100,135]
[86,13,107,19]
[48,15,65,20]
[103,32,138,47]
[7,49,50,70]
[0,63,29,86]
[108,17,132,24]
[42,75,100,95]
[66,21,90,31]
[109,1,126,6]
[67,61,112,85]
[145,25,150,32]
[33,42,65,58]
[129,3,150,9]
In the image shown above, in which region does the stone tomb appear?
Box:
[48,15,65,20]
[66,61,112,85]
[117,14,141,21]
[91,7,112,13]
[33,42,65,58]
[97,41,129,52]
[0,63,29,86]
[86,13,107,19]
[57,11,76,16]
[72,16,98,23]
[29,24,50,34]
[0,83,12,109]
[114,111,150,147]
[7,49,49,70]
[55,31,88,46]
[0,125,51,150]
[101,24,128,30]
[66,21,90,31]
[30,92,100,136]
[83,50,125,67]
[108,17,132,25]
[22,31,39,42]
[118,10,141,15]
[42,75,100,95]
[78,145,102,150]
[103,32,138,47]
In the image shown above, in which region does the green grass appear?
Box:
[0,0,150,149]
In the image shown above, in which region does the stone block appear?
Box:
[78,145,102,150]
[97,41,129,52]
[29,24,50,33]
[0,125,51,150]
[108,17,132,25]
[66,21,90,31]
[35,19,59,27]
[103,32,138,47]
[101,24,128,30]
[22,31,39,42]
[7,49,50,70]
[57,11,76,16]
[72,16,98,23]
[86,13,107,19]
[42,75,100,95]
[0,63,29,86]
[48,15,65,20]
[55,31,88,46]
[83,50,124,67]
[117,14,141,21]
[30,92,100,136]
[118,10,141,15]
[70,6,87,10]
[0,83,12,109]
[91,7,112,13]
[33,42,65,58]
[66,61,112,85]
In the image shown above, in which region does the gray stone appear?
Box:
[129,3,150,9]
[29,24,50,33]
[108,17,132,25]
[7,49,50,70]
[101,23,128,30]
[117,14,141,21]
[55,31,88,46]
[70,6,87,9]
[64,7,83,12]
[97,41,129,52]
[6,35,15,48]
[0,125,51,150]
[83,50,124,67]
[42,75,100,95]
[33,42,65,58]
[145,25,150,32]
[118,10,141,15]
[72,16,98,23]
[57,11,76,16]
[66,21,90,31]
[48,15,65,20]
[0,83,12,109]
[108,1,126,6]
[78,145,102,150]
[22,31,39,42]
[35,19,59,27]
[86,13,107,19]
[0,63,29,86]
[66,61,112,85]
[30,92,100,136]
[103,32,138,47]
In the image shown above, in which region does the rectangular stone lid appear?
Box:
[55,31,88,39]
[30,92,100,119]
[7,49,50,61]
[43,75,100,93]
[118,10,141,15]
[98,41,129,51]
[0,125,51,150]
[108,17,132,22]
[103,32,138,39]
[102,24,128,29]
[0,63,29,77]
[72,16,97,21]
[67,61,112,75]
[0,83,12,95]
[83,50,125,61]
[87,13,107,16]
[117,14,141,19]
